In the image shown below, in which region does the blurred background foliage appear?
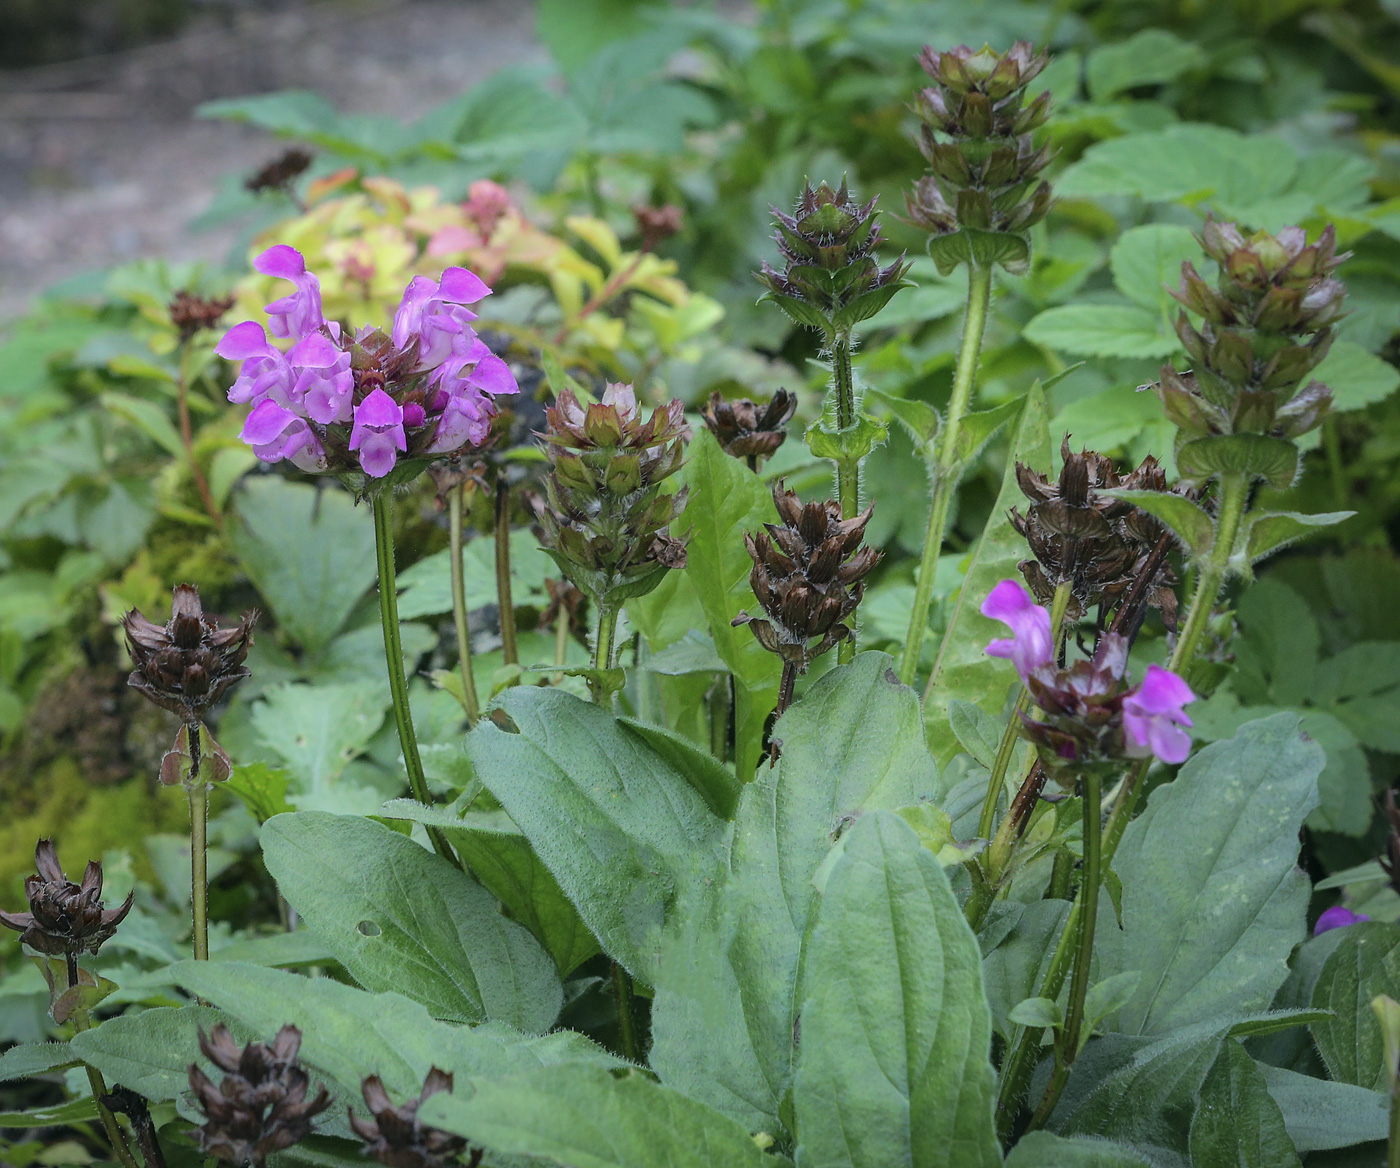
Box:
[4,0,1400,1024]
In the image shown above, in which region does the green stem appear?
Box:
[67,966,141,1168]
[903,263,993,688]
[373,493,459,867]
[594,602,618,675]
[553,598,572,681]
[1390,1080,1400,1168]
[832,333,859,665]
[187,722,208,963]
[611,959,640,1063]
[1169,471,1248,677]
[495,478,519,666]
[1027,768,1102,1131]
[710,675,731,764]
[448,487,481,726]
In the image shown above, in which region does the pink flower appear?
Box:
[240,400,325,471]
[1314,905,1369,936]
[981,579,1054,683]
[216,321,293,406]
[1122,664,1196,764]
[287,333,354,425]
[391,267,492,371]
[349,388,407,479]
[255,245,326,339]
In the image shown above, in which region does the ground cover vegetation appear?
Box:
[4,0,1400,1164]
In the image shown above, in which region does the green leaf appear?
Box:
[536,0,667,75]
[951,399,1023,470]
[1313,340,1400,412]
[927,228,1031,276]
[1081,972,1143,1054]
[250,683,387,814]
[1023,304,1178,359]
[224,761,294,824]
[1005,1132,1151,1167]
[70,1004,228,1101]
[420,1064,788,1168]
[1101,488,1214,559]
[1109,224,1205,312]
[395,529,553,620]
[1096,714,1322,1036]
[230,478,377,653]
[867,388,940,451]
[1188,1040,1302,1167]
[0,1096,101,1128]
[982,900,1071,1041]
[805,411,888,466]
[1008,997,1064,1029]
[465,686,726,978]
[620,716,743,821]
[1239,509,1353,569]
[1087,29,1206,100]
[650,654,939,1132]
[99,391,184,457]
[1257,1063,1389,1153]
[642,630,727,676]
[948,699,1002,770]
[1311,922,1400,1091]
[380,800,600,977]
[671,429,783,781]
[0,1042,74,1083]
[924,382,1051,766]
[260,812,562,1031]
[1176,433,1299,489]
[791,812,1000,1168]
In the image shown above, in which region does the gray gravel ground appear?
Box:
[0,0,543,323]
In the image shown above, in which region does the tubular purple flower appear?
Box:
[218,322,294,406]
[350,388,407,479]
[288,333,354,424]
[256,244,326,339]
[1313,905,1369,935]
[392,267,492,370]
[1122,663,1196,764]
[981,578,1054,683]
[241,401,326,471]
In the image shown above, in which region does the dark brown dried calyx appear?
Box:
[169,291,236,343]
[0,839,132,958]
[701,389,798,466]
[122,584,256,722]
[349,1068,480,1168]
[245,148,313,195]
[633,203,684,251]
[1011,438,1177,630]
[733,481,881,674]
[189,1024,331,1167]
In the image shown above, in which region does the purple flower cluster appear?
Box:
[981,579,1196,766]
[216,246,517,481]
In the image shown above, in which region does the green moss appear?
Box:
[0,757,187,902]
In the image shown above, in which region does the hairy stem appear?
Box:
[1027,767,1102,1130]
[373,492,459,867]
[447,486,481,726]
[187,722,208,962]
[611,959,641,1063]
[904,263,993,687]
[776,661,798,719]
[495,478,519,666]
[832,332,859,664]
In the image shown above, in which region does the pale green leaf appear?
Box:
[1313,340,1400,412]
[1086,29,1206,100]
[1005,1131,1151,1167]
[1023,304,1178,359]
[1108,224,1204,312]
[1311,921,1400,1091]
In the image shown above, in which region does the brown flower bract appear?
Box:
[0,839,132,957]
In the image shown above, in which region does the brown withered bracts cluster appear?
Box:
[122,584,256,722]
[350,1068,480,1168]
[189,1025,331,1167]
[244,147,313,196]
[0,839,132,959]
[168,291,236,343]
[734,482,881,697]
[1011,439,1178,631]
[701,389,798,468]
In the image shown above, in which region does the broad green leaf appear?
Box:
[1311,922,1400,1091]
[1005,1131,1151,1167]
[230,477,377,653]
[1109,224,1204,312]
[421,1063,788,1168]
[381,800,600,977]
[948,699,1003,770]
[1240,509,1353,568]
[673,428,783,780]
[465,685,726,978]
[792,812,1000,1168]
[642,629,727,676]
[924,382,1051,766]
[650,653,939,1133]
[1258,1063,1389,1153]
[620,716,742,821]
[0,1041,74,1082]
[1102,488,1214,559]
[1097,714,1322,1035]
[951,398,1023,470]
[1188,1040,1302,1167]
[982,899,1071,1041]
[104,964,619,1102]
[395,529,553,619]
[1086,29,1206,100]
[1314,340,1400,412]
[261,812,562,1031]
[99,391,184,457]
[1024,304,1177,359]
[0,1096,100,1127]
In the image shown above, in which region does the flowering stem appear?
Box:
[372,492,459,868]
[611,959,641,1063]
[1027,767,1103,1131]
[776,661,798,719]
[831,332,860,664]
[594,602,619,676]
[448,486,481,726]
[1169,470,1248,677]
[495,478,519,666]
[66,966,142,1168]
[187,722,209,963]
[905,263,993,688]
[176,343,223,530]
